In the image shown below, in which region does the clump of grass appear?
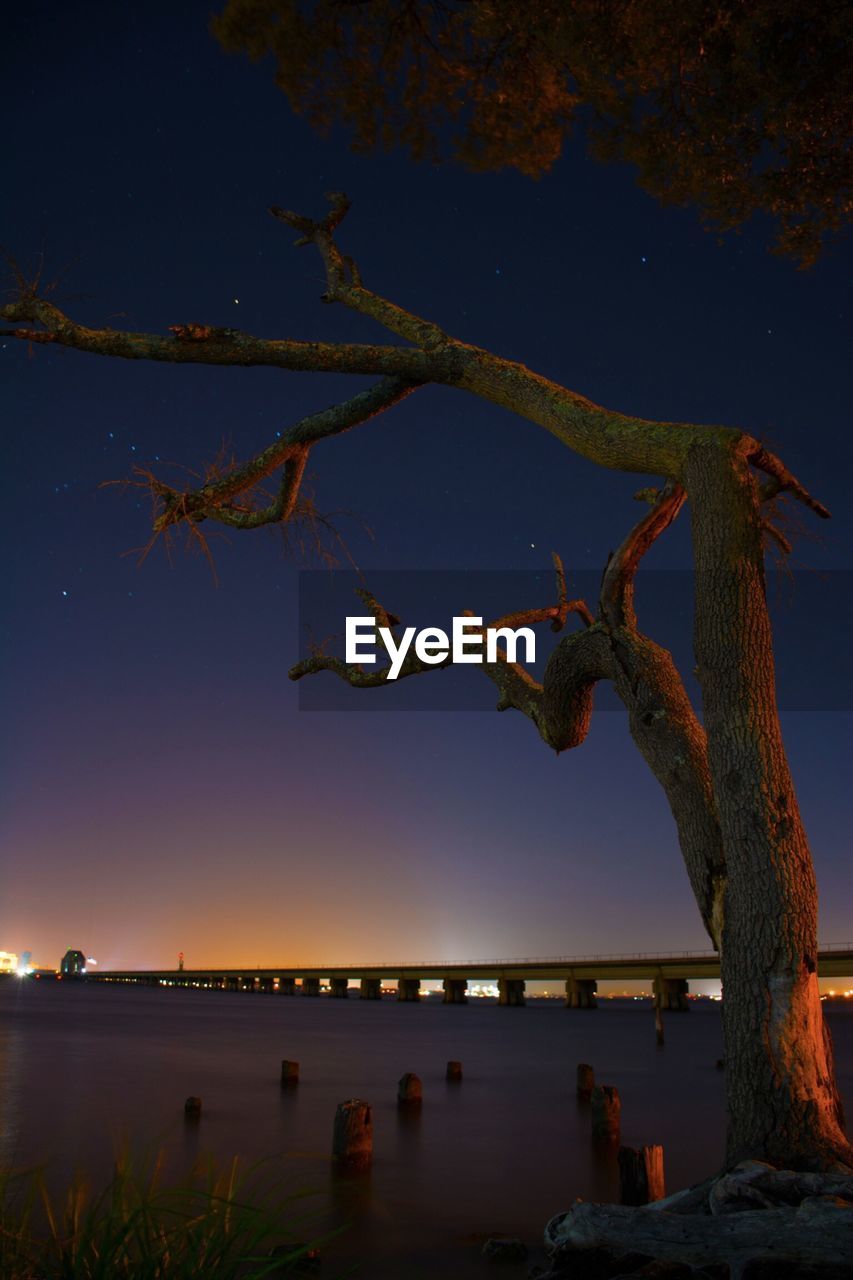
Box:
[0,1152,327,1279]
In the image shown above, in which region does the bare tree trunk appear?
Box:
[685,439,849,1170]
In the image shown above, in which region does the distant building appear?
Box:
[60,949,87,977]
[0,951,17,974]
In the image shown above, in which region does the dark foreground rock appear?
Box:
[482,1235,528,1261]
[540,1162,853,1280]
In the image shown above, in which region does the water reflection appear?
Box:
[0,980,848,1279]
[0,1019,24,1165]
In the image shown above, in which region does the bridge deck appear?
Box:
[94,947,853,984]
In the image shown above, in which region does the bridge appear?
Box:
[93,945,853,1009]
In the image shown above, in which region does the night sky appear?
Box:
[3,2,851,978]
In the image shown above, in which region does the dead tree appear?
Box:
[1,194,848,1174]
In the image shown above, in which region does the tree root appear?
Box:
[542,1162,853,1279]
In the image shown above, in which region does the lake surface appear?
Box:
[1,980,851,1277]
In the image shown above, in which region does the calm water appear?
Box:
[1,980,851,1278]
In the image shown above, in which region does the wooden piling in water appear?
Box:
[576,1062,595,1099]
[618,1144,666,1205]
[398,1072,423,1105]
[280,1059,300,1086]
[446,1060,463,1081]
[591,1084,621,1141]
[655,1004,665,1046]
[332,1099,373,1167]
[184,1096,202,1119]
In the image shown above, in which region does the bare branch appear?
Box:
[151,377,417,533]
[289,574,597,741]
[477,557,594,636]
[290,617,548,727]
[202,449,309,531]
[750,445,830,520]
[271,192,453,350]
[355,587,400,631]
[0,296,453,381]
[549,552,595,630]
[600,481,687,629]
[761,517,794,559]
[289,642,452,687]
[3,200,831,514]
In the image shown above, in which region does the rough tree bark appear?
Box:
[686,440,848,1169]
[2,196,848,1172]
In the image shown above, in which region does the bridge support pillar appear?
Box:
[498,978,526,1006]
[443,978,468,1004]
[278,977,296,995]
[259,976,274,993]
[654,977,689,1011]
[397,977,421,1002]
[301,977,321,997]
[565,978,598,1009]
[226,976,241,992]
[330,976,349,998]
[360,978,381,1000]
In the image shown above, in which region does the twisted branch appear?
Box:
[600,482,687,629]
[289,566,596,734]
[152,377,417,533]
[202,449,309,530]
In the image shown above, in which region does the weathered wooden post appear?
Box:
[576,1063,595,1099]
[591,1084,621,1141]
[618,1144,666,1205]
[446,1060,463,1081]
[280,1059,300,1087]
[398,1072,423,1105]
[655,1004,665,1046]
[184,1096,202,1119]
[332,1099,373,1167]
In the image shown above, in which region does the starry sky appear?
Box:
[3,1,851,980]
